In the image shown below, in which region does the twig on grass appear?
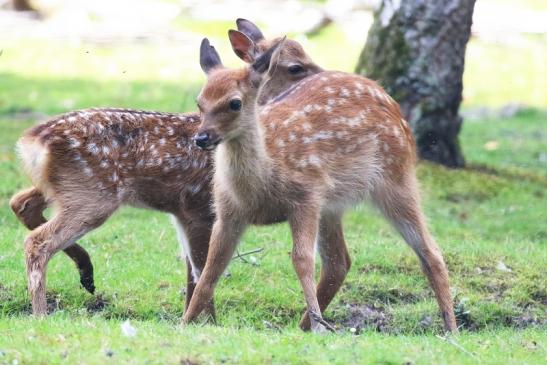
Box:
[232,248,263,263]
[436,334,476,358]
[310,311,337,333]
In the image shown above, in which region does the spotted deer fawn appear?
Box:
[11,19,323,317]
[183,38,457,333]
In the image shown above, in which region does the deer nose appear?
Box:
[193,132,210,149]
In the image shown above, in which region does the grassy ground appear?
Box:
[0,20,546,365]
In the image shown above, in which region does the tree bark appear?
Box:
[356,0,476,168]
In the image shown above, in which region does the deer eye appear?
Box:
[229,99,242,111]
[288,64,304,75]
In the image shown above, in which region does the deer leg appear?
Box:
[182,217,245,324]
[289,205,327,333]
[300,212,351,331]
[24,207,111,315]
[10,187,96,294]
[171,214,216,320]
[373,178,457,333]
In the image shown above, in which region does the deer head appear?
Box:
[230,19,323,105]
[194,38,285,150]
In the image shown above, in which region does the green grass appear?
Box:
[0,22,546,364]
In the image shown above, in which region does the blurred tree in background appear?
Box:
[12,0,35,11]
[356,0,476,168]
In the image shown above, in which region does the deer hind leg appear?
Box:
[372,176,457,333]
[10,187,96,294]
[24,206,112,315]
[182,216,245,324]
[300,212,351,331]
[171,214,215,320]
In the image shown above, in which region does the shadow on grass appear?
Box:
[466,163,547,186]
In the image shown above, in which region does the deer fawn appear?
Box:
[11,19,323,316]
[183,38,457,333]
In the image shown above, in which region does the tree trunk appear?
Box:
[12,0,35,11]
[356,0,476,168]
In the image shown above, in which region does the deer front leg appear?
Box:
[289,205,327,333]
[182,217,245,324]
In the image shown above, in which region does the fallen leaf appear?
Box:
[484,140,499,151]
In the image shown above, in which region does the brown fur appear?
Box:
[185,49,457,332]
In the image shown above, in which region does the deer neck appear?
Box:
[215,106,271,203]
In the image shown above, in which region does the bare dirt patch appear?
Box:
[336,303,390,333]
[86,294,109,313]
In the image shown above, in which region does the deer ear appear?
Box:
[252,36,286,75]
[228,30,257,63]
[236,18,265,43]
[199,38,223,74]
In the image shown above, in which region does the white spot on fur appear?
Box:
[68,138,80,148]
[83,167,93,176]
[87,143,99,155]
[283,110,305,126]
[100,160,109,168]
[102,146,110,154]
[313,131,333,141]
[335,130,349,138]
[308,155,321,167]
